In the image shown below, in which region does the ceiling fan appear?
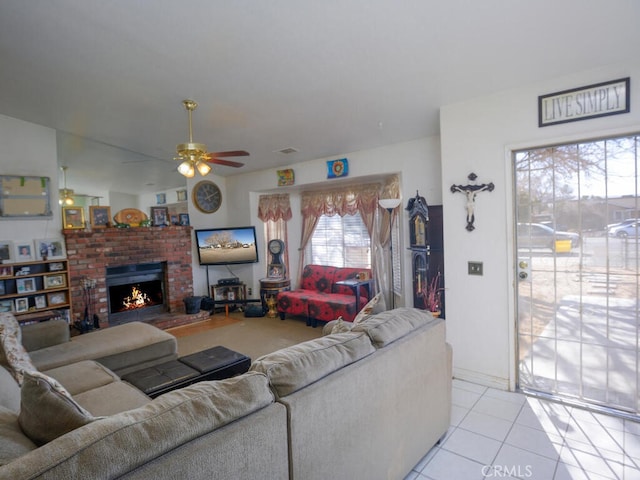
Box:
[175,99,249,178]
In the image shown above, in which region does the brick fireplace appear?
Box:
[64,226,198,329]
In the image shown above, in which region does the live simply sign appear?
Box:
[538,77,630,127]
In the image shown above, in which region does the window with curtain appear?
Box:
[304,212,371,268]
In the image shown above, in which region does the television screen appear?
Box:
[195,226,259,266]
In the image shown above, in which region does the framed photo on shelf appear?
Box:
[35,295,46,309]
[0,265,12,278]
[179,213,190,226]
[62,206,85,229]
[16,277,37,294]
[150,207,169,226]
[15,297,29,313]
[0,300,13,312]
[34,238,66,260]
[227,290,235,301]
[48,262,64,272]
[46,291,67,306]
[268,264,285,279]
[0,241,14,263]
[14,242,34,262]
[44,274,66,289]
[89,206,111,228]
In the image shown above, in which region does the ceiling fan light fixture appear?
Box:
[195,160,212,176]
[177,160,195,178]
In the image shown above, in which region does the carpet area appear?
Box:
[167,313,323,361]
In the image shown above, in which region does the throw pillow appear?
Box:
[0,313,35,385]
[19,370,96,445]
[331,317,352,334]
[352,292,383,325]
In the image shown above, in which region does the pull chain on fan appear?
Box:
[174,99,249,178]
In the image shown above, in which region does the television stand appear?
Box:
[210,282,260,316]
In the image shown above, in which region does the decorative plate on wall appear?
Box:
[113,208,148,227]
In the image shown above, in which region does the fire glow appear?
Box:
[122,286,153,310]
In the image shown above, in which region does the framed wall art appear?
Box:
[327,158,348,179]
[62,206,85,229]
[34,238,66,260]
[0,175,52,218]
[89,206,111,228]
[0,265,13,278]
[176,189,187,202]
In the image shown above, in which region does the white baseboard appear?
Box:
[453,367,511,391]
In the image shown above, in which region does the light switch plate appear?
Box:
[468,261,483,275]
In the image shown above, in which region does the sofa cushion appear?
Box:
[351,307,436,348]
[0,313,36,385]
[250,332,375,397]
[21,318,70,352]
[28,321,177,375]
[0,405,37,466]
[19,370,96,445]
[74,381,151,416]
[0,365,21,413]
[43,360,120,396]
[299,264,337,292]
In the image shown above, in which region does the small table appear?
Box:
[333,278,373,310]
[260,277,291,311]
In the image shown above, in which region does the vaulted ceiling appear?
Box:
[0,1,638,194]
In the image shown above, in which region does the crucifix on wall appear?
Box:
[450,173,495,231]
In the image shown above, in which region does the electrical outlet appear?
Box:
[247,287,252,296]
[468,261,483,276]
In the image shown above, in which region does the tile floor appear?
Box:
[406,379,640,480]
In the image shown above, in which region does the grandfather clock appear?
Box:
[405,191,430,309]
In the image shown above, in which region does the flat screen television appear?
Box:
[195,226,259,266]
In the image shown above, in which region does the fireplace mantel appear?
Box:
[64,226,194,328]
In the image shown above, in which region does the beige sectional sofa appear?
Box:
[0,307,451,480]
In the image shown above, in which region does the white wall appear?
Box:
[0,114,60,243]
[440,62,640,389]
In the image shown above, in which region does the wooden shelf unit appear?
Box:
[0,259,71,324]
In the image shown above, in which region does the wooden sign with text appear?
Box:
[538,77,629,127]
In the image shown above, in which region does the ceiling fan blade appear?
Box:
[207,150,249,158]
[205,158,245,168]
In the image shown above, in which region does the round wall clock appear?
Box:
[192,180,222,214]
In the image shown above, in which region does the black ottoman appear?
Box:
[179,346,251,381]
[122,360,200,398]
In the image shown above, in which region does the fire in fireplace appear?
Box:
[106,262,167,325]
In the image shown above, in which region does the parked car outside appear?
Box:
[609,221,639,238]
[607,219,638,236]
[517,223,581,250]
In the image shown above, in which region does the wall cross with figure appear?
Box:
[450,173,495,231]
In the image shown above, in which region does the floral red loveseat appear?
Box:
[277,264,372,327]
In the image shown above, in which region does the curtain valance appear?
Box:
[258,194,292,222]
